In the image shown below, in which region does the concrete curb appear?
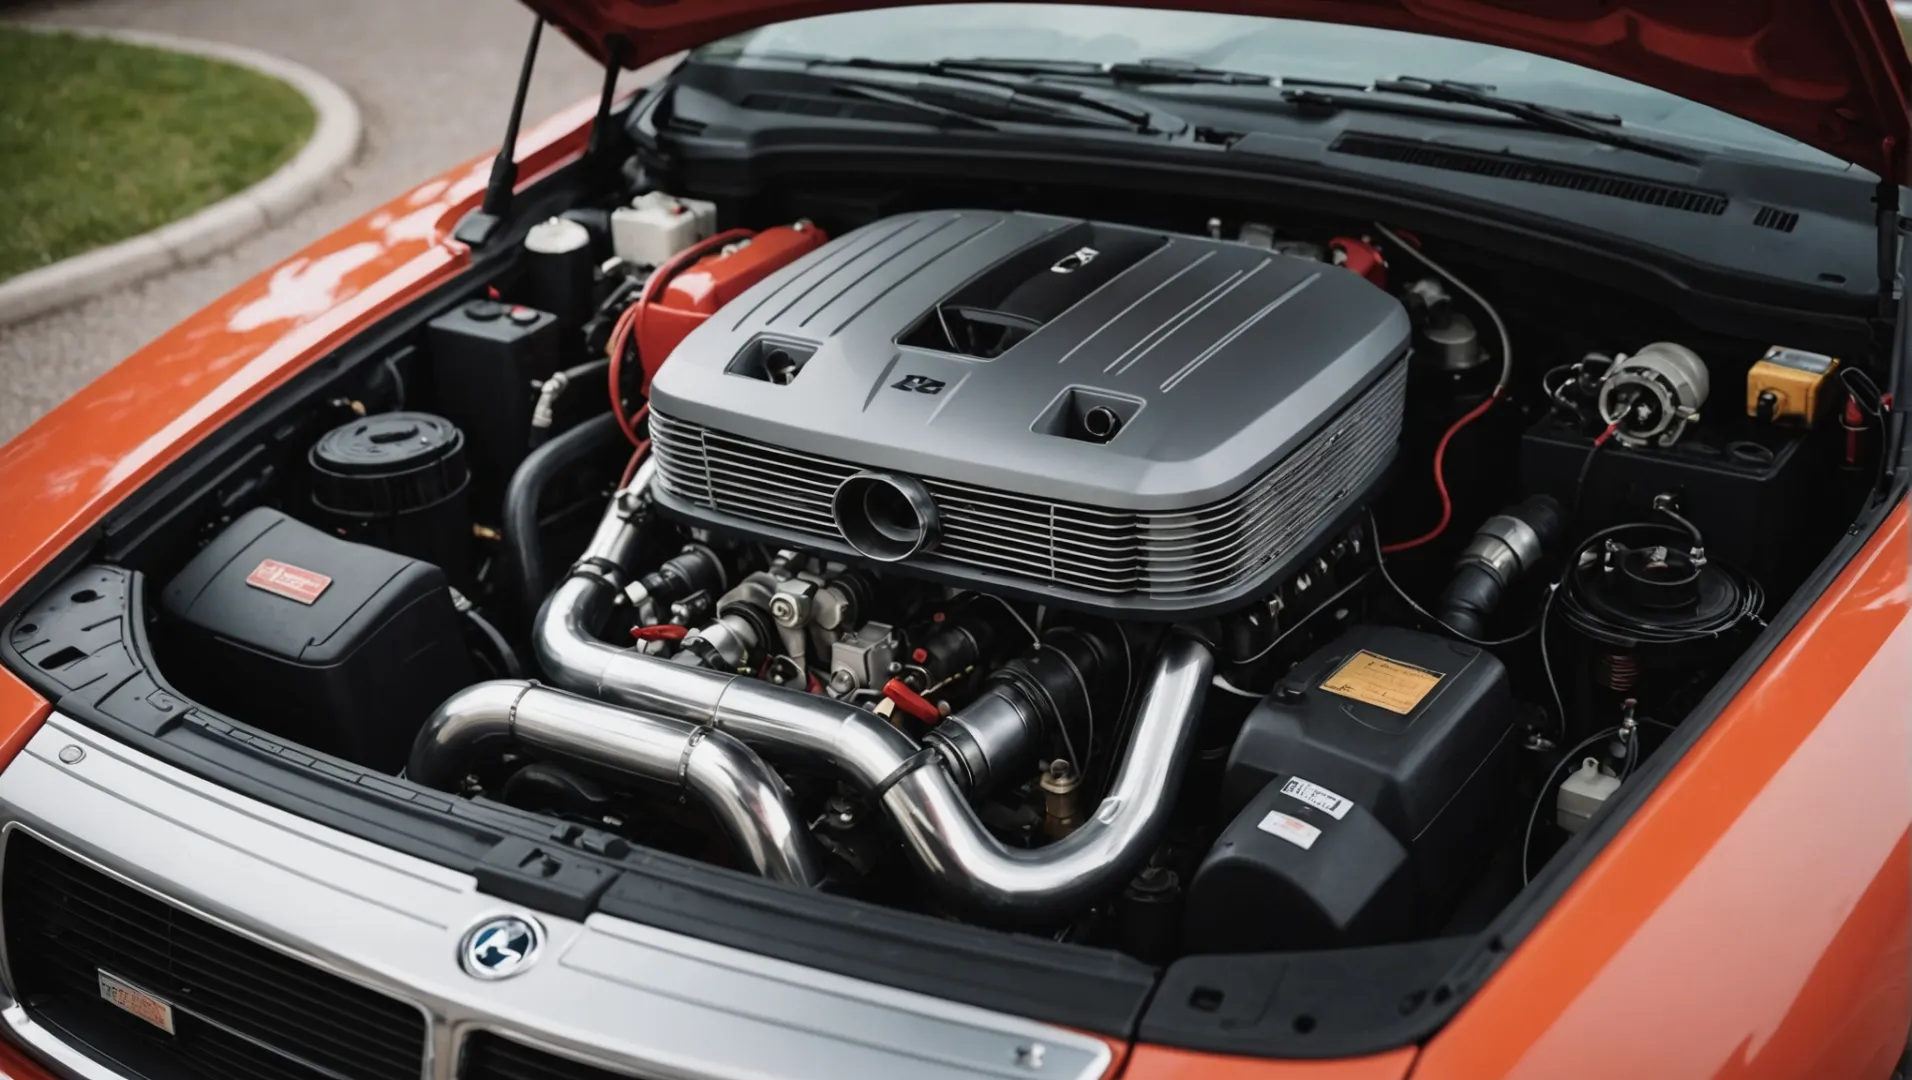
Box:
[0,26,361,327]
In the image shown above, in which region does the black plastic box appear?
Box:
[1184,779,1410,954]
[1218,626,1514,927]
[158,507,473,771]
[427,299,560,513]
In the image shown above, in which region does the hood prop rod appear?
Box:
[1876,173,1901,323]
[584,34,630,179]
[455,15,544,248]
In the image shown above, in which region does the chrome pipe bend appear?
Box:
[880,638,1211,921]
[410,681,823,888]
[534,480,1215,925]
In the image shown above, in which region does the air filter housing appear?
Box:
[648,210,1410,617]
[309,411,472,587]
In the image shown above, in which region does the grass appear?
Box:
[0,26,315,282]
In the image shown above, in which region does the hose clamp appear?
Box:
[677,725,710,789]
[504,681,538,732]
[569,557,628,591]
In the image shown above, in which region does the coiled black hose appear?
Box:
[502,411,623,619]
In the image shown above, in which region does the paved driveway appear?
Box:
[0,0,639,443]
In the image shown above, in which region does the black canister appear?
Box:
[309,412,472,588]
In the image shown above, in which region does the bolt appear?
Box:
[57,745,84,765]
[1015,1042,1047,1070]
[770,595,799,626]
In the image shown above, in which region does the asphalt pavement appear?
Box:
[0,0,638,442]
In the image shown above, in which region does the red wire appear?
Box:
[617,403,651,488]
[1381,388,1504,554]
[606,302,644,445]
[608,229,756,445]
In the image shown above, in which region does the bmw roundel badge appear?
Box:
[460,914,542,980]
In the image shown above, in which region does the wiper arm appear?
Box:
[1358,76,1698,164]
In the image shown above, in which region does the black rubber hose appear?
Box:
[1437,564,1503,640]
[1435,495,1564,639]
[503,411,623,618]
[464,607,525,679]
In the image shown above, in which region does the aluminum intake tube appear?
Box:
[409,681,823,888]
[533,486,1215,924]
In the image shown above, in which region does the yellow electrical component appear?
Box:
[1747,346,1839,426]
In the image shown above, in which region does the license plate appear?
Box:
[97,970,176,1034]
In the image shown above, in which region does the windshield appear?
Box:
[698,3,1847,168]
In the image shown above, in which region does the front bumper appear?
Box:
[0,714,1111,1080]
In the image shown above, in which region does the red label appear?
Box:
[245,559,331,604]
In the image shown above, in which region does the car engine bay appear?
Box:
[7,172,1888,969]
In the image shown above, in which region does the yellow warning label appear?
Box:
[1320,651,1443,715]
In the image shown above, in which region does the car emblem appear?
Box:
[891,374,947,395]
[460,914,542,980]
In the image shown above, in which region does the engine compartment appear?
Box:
[7,167,1888,973]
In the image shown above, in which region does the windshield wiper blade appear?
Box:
[1359,76,1698,164]
[825,81,1006,131]
[812,60,1161,131]
[1105,57,1273,85]
[939,55,1275,87]
[816,73,1153,132]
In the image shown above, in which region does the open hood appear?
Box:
[524,0,1912,184]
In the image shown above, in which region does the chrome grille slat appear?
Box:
[650,361,1405,601]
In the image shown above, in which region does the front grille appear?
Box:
[652,361,1404,602]
[2,832,428,1080]
[462,1031,640,1080]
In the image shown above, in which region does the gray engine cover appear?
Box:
[648,210,1410,615]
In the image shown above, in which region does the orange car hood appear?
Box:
[524,0,1912,183]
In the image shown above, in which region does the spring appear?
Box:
[1593,651,1643,693]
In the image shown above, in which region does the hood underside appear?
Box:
[524,0,1912,184]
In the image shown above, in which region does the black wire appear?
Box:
[1653,501,1704,550]
[1556,521,1763,648]
[1521,726,1619,884]
[464,607,525,679]
[1567,425,1619,535]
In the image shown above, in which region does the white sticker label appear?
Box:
[1257,810,1322,850]
[1280,776,1353,820]
[98,970,176,1034]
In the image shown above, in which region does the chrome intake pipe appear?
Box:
[522,481,1215,925]
[409,680,823,888]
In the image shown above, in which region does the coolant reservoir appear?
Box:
[1556,758,1623,834]
[611,191,717,266]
